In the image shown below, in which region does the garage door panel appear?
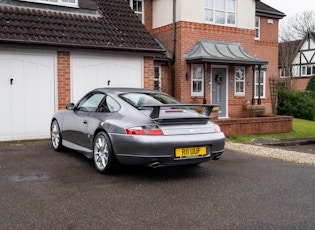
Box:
[97,63,108,87]
[10,59,26,138]
[0,52,55,141]
[0,58,11,140]
[86,65,98,91]
[25,62,38,137]
[37,63,55,136]
[72,55,143,103]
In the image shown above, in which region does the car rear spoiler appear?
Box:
[141,104,219,119]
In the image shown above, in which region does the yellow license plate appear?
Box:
[175,146,207,158]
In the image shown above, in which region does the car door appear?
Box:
[62,92,105,149]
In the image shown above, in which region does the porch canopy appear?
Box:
[184,40,268,105]
[184,40,268,65]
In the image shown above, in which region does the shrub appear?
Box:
[278,88,315,121]
[306,75,315,93]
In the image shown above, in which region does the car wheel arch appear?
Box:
[93,129,114,152]
[92,130,119,174]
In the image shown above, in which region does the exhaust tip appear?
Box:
[147,161,161,168]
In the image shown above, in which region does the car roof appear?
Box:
[94,87,163,95]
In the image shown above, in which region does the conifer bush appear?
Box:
[306,75,315,93]
[278,88,315,121]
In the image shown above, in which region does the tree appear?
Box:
[280,11,315,42]
[278,40,301,78]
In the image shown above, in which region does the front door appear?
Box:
[211,67,228,118]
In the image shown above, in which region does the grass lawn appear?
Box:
[228,118,315,143]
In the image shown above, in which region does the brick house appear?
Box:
[0,0,286,141]
[279,32,315,90]
[130,0,285,118]
[0,0,163,141]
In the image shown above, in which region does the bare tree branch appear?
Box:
[279,11,315,42]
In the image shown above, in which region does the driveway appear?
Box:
[0,140,314,229]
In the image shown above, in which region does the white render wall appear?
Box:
[291,38,315,77]
[152,0,256,30]
[292,39,315,65]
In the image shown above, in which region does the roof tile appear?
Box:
[0,0,162,52]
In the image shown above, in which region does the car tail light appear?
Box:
[126,125,164,136]
[213,124,221,133]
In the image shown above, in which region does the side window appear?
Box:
[255,17,260,40]
[19,0,78,7]
[128,0,144,23]
[254,71,266,98]
[77,93,105,112]
[154,66,162,91]
[191,65,204,96]
[235,67,245,96]
[99,95,120,112]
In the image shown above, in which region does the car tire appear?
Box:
[51,120,63,152]
[93,132,116,174]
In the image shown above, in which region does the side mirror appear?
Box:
[66,103,75,110]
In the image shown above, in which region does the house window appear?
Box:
[301,65,315,76]
[154,66,161,91]
[128,0,144,23]
[235,67,245,96]
[191,65,204,96]
[204,0,236,25]
[280,68,286,78]
[301,66,306,76]
[255,17,260,40]
[254,71,266,98]
[20,0,78,7]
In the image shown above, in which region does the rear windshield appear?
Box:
[120,92,180,108]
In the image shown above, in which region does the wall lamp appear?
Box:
[185,72,189,80]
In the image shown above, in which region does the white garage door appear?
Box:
[0,50,56,141]
[71,54,143,102]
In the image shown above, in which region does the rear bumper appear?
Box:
[109,132,225,166]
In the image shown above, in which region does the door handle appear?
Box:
[10,78,14,85]
[83,120,88,124]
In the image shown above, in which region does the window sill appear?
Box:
[191,94,204,97]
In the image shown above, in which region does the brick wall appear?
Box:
[57,51,71,110]
[160,64,172,95]
[291,78,310,90]
[217,116,293,138]
[144,56,155,89]
[144,0,153,32]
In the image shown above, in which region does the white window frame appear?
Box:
[301,66,307,76]
[301,64,315,77]
[254,71,266,98]
[128,0,144,23]
[204,0,236,26]
[234,66,245,96]
[154,65,162,91]
[255,17,260,40]
[191,65,204,96]
[20,0,78,7]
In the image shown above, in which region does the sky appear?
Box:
[262,0,315,19]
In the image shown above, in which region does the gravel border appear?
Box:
[225,142,315,166]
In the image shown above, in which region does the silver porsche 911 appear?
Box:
[51,88,225,174]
